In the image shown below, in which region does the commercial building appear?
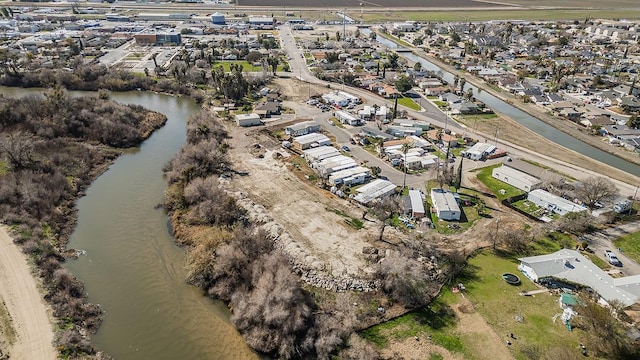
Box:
[293,133,331,151]
[491,165,542,192]
[527,189,585,216]
[235,113,262,127]
[248,16,275,28]
[430,188,461,221]
[133,33,182,46]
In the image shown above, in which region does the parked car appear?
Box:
[605,250,622,266]
[341,145,350,152]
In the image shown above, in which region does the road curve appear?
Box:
[0,226,56,360]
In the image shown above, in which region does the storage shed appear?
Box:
[430,188,461,221]
[235,113,262,127]
[492,165,542,192]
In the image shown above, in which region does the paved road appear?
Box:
[580,220,640,276]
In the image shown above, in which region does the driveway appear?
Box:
[580,220,640,276]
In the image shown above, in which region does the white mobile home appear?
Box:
[303,146,340,163]
[285,120,320,136]
[317,155,356,176]
[335,111,361,126]
[293,133,331,150]
[430,188,461,221]
[235,113,262,127]
[353,179,397,205]
[492,165,542,192]
[328,166,370,186]
[464,142,495,160]
[527,189,584,216]
[407,190,426,218]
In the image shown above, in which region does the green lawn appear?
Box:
[475,164,524,201]
[363,250,589,359]
[455,251,588,359]
[361,295,471,357]
[614,232,640,264]
[397,97,422,111]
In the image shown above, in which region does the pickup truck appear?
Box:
[604,250,622,266]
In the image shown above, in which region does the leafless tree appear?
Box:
[0,131,37,169]
[338,334,380,360]
[376,250,430,308]
[574,176,618,208]
[556,211,597,235]
[370,195,401,242]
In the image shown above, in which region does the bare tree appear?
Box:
[338,334,380,360]
[557,211,597,235]
[370,195,400,242]
[574,177,618,208]
[0,132,37,169]
[376,250,430,308]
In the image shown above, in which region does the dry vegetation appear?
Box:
[0,89,166,359]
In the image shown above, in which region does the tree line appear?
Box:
[0,89,167,359]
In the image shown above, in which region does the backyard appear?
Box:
[614,232,640,264]
[363,250,590,360]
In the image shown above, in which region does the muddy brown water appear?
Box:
[1,88,257,360]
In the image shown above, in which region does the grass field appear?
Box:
[614,231,640,264]
[397,97,421,111]
[363,250,589,359]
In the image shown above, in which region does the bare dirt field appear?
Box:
[0,227,56,360]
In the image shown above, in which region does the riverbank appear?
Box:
[0,226,56,360]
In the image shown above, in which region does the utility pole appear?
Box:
[343,7,346,40]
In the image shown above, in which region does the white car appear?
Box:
[604,250,622,266]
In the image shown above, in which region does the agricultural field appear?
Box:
[237,0,498,8]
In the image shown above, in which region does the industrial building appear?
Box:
[210,12,226,25]
[527,189,585,216]
[248,16,275,28]
[430,188,461,221]
[353,179,397,205]
[235,113,262,127]
[293,133,331,151]
[491,165,542,192]
[133,33,182,46]
[285,120,320,136]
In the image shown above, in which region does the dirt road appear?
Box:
[0,226,56,360]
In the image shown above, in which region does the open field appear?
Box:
[361,9,640,22]
[490,0,640,8]
[237,0,499,8]
[365,250,590,359]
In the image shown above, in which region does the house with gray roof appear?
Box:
[519,249,640,307]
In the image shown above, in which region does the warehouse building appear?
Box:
[492,165,542,192]
[527,189,585,216]
[430,188,461,221]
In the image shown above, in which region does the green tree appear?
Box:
[386,52,399,69]
[627,114,640,129]
[450,32,461,43]
[413,62,422,72]
[394,75,413,93]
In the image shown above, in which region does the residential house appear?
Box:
[285,120,320,136]
[527,189,585,216]
[254,101,281,118]
[235,113,262,127]
[492,165,542,192]
[405,189,426,219]
[353,179,397,205]
[430,188,461,221]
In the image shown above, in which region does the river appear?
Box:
[371,33,640,178]
[0,87,257,359]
